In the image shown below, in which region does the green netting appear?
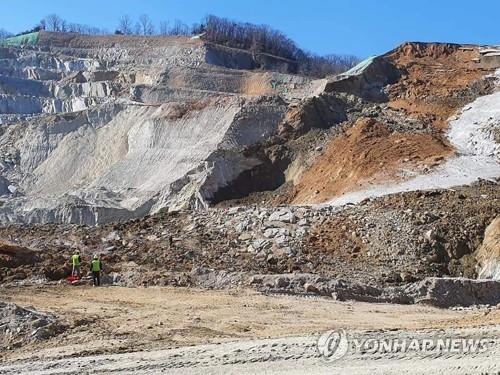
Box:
[0,32,39,47]
[341,56,377,76]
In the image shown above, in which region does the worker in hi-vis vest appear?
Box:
[71,250,82,277]
[90,254,103,287]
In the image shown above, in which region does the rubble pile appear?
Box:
[0,302,65,349]
[0,181,497,296]
[250,273,500,307]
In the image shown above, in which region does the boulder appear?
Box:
[475,216,500,279]
[403,277,500,307]
[268,210,296,223]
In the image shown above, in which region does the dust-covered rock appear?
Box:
[0,301,66,349]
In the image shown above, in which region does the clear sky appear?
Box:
[0,0,498,57]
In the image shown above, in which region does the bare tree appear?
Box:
[134,22,141,35]
[118,15,134,35]
[169,19,189,36]
[87,26,101,35]
[191,23,204,35]
[12,12,357,78]
[138,14,155,35]
[200,15,299,59]
[45,14,63,31]
[0,28,12,39]
[159,21,169,35]
[67,23,80,33]
[197,15,360,78]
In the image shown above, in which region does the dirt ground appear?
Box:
[1,284,499,361]
[2,329,499,374]
[1,284,499,374]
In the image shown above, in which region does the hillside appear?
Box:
[0,31,499,374]
[0,31,320,224]
[1,34,498,226]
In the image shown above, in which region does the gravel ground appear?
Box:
[1,327,498,374]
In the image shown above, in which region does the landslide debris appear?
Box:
[0,301,65,350]
[0,181,497,290]
[291,117,452,203]
[0,242,39,269]
[308,181,499,284]
[283,43,498,205]
[386,42,495,129]
[251,273,500,307]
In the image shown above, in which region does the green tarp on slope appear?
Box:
[340,56,377,77]
[0,32,39,47]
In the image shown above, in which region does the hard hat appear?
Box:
[75,250,80,254]
[93,254,98,259]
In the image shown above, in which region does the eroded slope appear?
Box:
[287,43,499,204]
[0,32,315,224]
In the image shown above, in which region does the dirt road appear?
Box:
[1,285,499,374]
[2,329,499,375]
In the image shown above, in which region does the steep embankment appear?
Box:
[387,43,490,129]
[292,117,452,203]
[290,43,499,205]
[0,32,313,224]
[1,37,499,224]
[0,96,287,224]
[330,68,500,205]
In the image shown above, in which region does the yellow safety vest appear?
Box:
[91,259,102,272]
[71,254,81,266]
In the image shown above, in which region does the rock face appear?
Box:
[1,35,499,225]
[0,32,314,224]
[475,216,500,279]
[324,56,400,101]
[249,273,500,307]
[0,97,288,224]
[402,277,500,307]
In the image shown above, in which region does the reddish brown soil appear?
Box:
[291,118,452,204]
[289,43,495,204]
[386,43,492,129]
